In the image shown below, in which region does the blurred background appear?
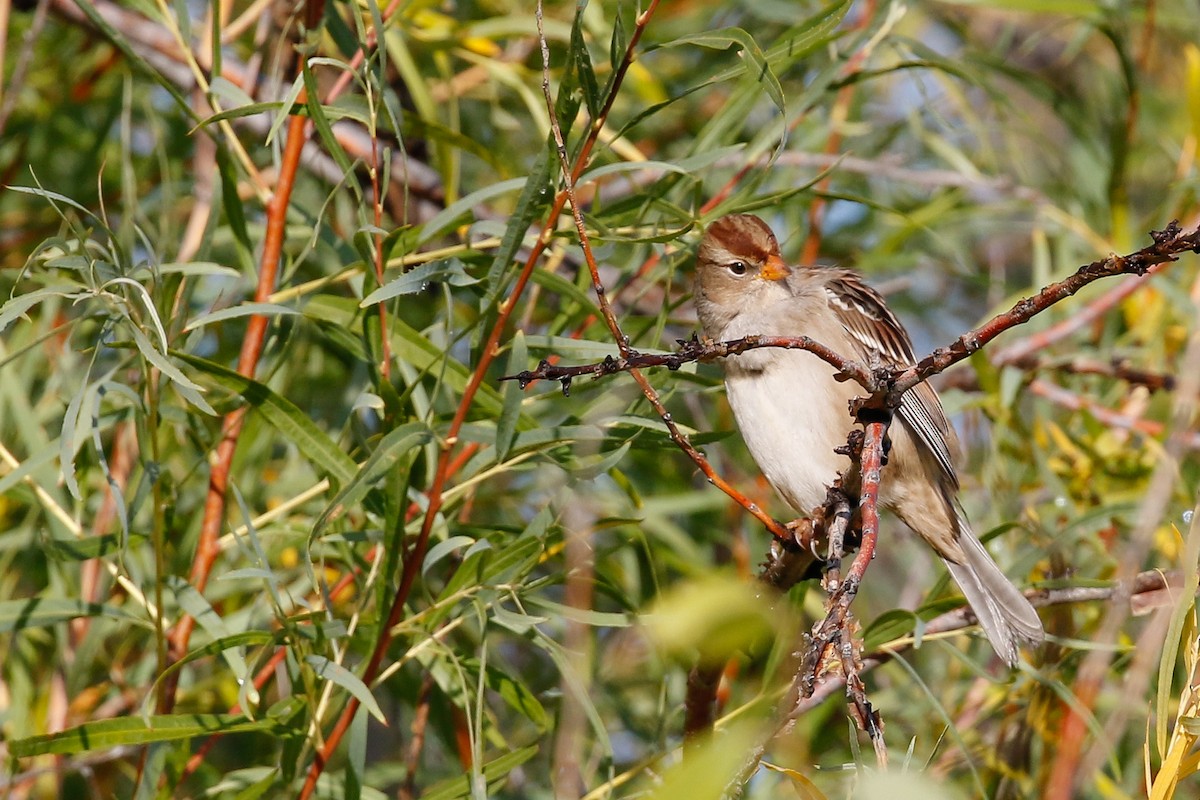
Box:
[1,0,1199,797]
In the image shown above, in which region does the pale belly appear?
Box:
[724,352,857,515]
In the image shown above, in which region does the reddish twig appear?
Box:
[1029,378,1200,450]
[296,6,664,795]
[167,0,327,700]
[398,673,436,800]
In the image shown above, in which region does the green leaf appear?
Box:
[864,608,921,652]
[437,521,547,605]
[44,531,146,561]
[168,577,255,703]
[360,259,481,306]
[9,713,295,757]
[312,422,433,533]
[657,27,785,124]
[177,352,358,488]
[418,178,527,247]
[496,330,526,460]
[421,746,538,800]
[184,302,301,332]
[0,287,85,335]
[127,324,216,415]
[482,150,554,305]
[569,8,601,117]
[524,597,633,628]
[302,64,356,176]
[0,597,143,634]
[305,655,386,724]
[484,663,548,729]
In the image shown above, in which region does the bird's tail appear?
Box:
[943,510,1043,666]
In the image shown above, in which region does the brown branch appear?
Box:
[893,221,1200,399]
[990,262,1170,366]
[501,333,874,398]
[797,421,888,765]
[509,223,1200,420]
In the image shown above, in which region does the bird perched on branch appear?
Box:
[693,213,1043,665]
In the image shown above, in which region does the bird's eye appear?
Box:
[728,261,748,276]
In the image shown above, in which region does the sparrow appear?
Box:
[693,213,1043,665]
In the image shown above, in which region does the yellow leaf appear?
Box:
[761,761,828,800]
[1186,45,1200,149]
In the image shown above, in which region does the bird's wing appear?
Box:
[822,272,959,485]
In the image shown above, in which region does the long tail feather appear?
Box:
[943,512,1043,666]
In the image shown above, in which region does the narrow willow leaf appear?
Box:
[44,531,147,561]
[360,259,481,307]
[302,296,512,417]
[523,597,632,628]
[0,287,83,335]
[437,533,544,606]
[305,655,386,723]
[215,146,254,272]
[569,9,601,117]
[58,379,89,500]
[302,64,355,176]
[312,422,432,535]
[658,28,785,121]
[0,597,142,634]
[8,185,101,218]
[221,768,281,800]
[266,73,305,147]
[208,75,256,108]
[147,261,241,278]
[1156,505,1200,754]
[8,713,292,757]
[490,606,548,634]
[194,101,286,129]
[168,577,254,702]
[495,330,526,461]
[421,746,539,800]
[127,325,216,415]
[133,741,170,800]
[482,150,554,305]
[417,178,527,246]
[527,268,598,312]
[177,352,358,488]
[484,664,548,729]
[347,703,369,800]
[184,302,301,332]
[423,536,479,575]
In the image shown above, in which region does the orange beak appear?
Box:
[759,253,791,282]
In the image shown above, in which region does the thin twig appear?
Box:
[296,4,665,794]
[894,221,1200,399]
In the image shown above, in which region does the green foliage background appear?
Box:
[2,0,1200,797]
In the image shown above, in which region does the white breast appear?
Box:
[724,350,856,514]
